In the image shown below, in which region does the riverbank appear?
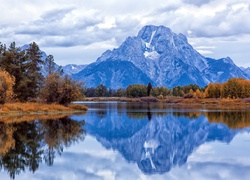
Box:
[83,96,250,105]
[0,102,88,116]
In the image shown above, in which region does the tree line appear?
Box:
[85,78,250,99]
[0,42,84,105]
[84,83,200,98]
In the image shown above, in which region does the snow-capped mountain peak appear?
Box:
[73,25,250,89]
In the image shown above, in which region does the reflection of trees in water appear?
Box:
[205,111,250,129]
[173,112,201,119]
[124,102,250,129]
[96,110,107,119]
[0,123,15,155]
[126,102,169,121]
[0,116,85,179]
[171,110,250,129]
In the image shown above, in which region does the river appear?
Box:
[1,102,250,180]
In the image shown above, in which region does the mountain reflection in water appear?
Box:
[81,102,250,175]
[1,102,250,179]
[0,116,86,179]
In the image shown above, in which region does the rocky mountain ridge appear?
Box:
[73,25,249,89]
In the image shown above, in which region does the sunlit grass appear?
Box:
[68,104,88,111]
[0,102,88,115]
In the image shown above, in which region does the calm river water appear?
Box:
[1,102,250,180]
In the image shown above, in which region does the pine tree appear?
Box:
[44,54,64,76]
[147,82,152,96]
[24,42,44,100]
[0,42,28,101]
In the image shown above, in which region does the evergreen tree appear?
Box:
[44,55,56,76]
[95,84,107,97]
[44,55,64,76]
[0,42,27,101]
[147,82,152,96]
[24,42,44,100]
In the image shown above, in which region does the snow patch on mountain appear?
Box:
[62,64,87,75]
[144,50,160,60]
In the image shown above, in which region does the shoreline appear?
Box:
[0,102,88,120]
[82,96,250,105]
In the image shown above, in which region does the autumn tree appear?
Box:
[40,73,61,103]
[59,75,84,105]
[205,83,221,98]
[0,70,15,104]
[239,79,250,98]
[221,78,242,98]
[40,73,84,105]
[194,89,204,99]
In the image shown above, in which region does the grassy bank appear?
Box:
[0,102,88,116]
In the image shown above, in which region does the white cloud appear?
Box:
[0,0,250,67]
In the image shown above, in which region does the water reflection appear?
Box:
[0,115,85,179]
[2,102,250,179]
[82,102,250,175]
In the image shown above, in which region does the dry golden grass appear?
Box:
[218,98,243,105]
[0,102,88,123]
[68,104,88,111]
[0,102,88,115]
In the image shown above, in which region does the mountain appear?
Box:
[205,57,249,82]
[241,67,250,77]
[73,25,249,89]
[62,64,87,75]
[72,60,154,88]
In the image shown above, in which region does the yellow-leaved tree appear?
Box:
[0,69,15,104]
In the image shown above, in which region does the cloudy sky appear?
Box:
[1,0,250,67]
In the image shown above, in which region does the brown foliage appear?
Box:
[0,70,15,104]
